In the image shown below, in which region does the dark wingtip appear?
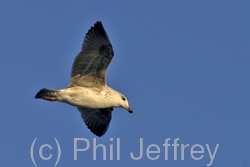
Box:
[94,21,102,25]
[85,123,107,137]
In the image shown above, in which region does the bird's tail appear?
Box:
[35,88,58,102]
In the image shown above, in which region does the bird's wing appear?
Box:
[69,21,114,87]
[78,107,113,137]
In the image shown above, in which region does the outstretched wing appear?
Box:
[78,107,113,137]
[69,21,114,87]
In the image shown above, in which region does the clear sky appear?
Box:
[1,1,250,166]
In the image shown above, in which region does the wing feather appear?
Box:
[69,21,114,87]
[78,107,113,137]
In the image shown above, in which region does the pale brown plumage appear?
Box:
[35,21,132,137]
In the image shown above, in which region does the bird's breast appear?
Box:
[57,86,115,108]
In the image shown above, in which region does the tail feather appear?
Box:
[35,88,57,101]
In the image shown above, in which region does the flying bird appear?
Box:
[35,21,133,137]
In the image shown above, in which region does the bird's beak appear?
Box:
[126,107,133,114]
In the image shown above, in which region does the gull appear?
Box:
[35,21,133,137]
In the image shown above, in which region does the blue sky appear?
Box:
[1,1,250,166]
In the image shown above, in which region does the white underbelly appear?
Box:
[57,86,115,108]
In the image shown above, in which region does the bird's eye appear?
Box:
[121,96,126,101]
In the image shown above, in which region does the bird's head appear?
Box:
[119,94,133,114]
